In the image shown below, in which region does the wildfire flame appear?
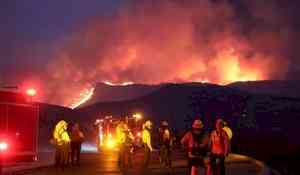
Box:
[41,0,289,107]
[70,87,95,109]
[212,49,263,85]
[103,81,134,86]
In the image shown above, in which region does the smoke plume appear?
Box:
[15,0,300,106]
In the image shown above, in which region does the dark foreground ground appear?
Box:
[4,149,276,175]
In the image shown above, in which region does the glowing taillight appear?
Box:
[0,141,8,151]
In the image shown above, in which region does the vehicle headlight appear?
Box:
[106,139,115,149]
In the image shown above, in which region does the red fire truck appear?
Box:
[0,90,39,164]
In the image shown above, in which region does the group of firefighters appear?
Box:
[181,119,230,175]
[115,117,231,175]
[51,120,85,169]
[50,117,230,175]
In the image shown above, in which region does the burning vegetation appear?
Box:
[37,0,294,107]
[70,87,95,109]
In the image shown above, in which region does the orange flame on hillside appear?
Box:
[42,0,290,106]
[211,48,265,85]
[103,81,134,86]
[70,87,95,109]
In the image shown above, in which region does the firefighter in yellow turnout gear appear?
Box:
[116,120,134,169]
[142,120,153,169]
[52,120,71,169]
[116,121,126,145]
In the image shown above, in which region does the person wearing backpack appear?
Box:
[210,119,230,175]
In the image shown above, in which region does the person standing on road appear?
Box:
[158,120,172,168]
[142,120,153,169]
[123,124,135,169]
[181,119,211,175]
[70,123,85,166]
[52,120,71,170]
[116,120,126,167]
[210,119,230,175]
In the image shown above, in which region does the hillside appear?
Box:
[228,80,300,98]
[78,83,163,108]
[77,82,300,132]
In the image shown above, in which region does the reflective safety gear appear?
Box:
[142,128,152,151]
[192,119,204,129]
[223,126,233,140]
[53,120,70,146]
[116,122,126,144]
[142,121,153,169]
[116,122,134,145]
[53,120,71,169]
[117,121,134,171]
[210,130,229,155]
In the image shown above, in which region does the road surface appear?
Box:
[4,149,274,175]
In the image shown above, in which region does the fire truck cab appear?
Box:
[0,90,39,163]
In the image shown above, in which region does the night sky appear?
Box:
[0,0,120,78]
[1,0,122,81]
[1,0,300,106]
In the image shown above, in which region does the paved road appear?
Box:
[6,150,273,175]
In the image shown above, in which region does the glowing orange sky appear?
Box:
[40,0,290,107]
